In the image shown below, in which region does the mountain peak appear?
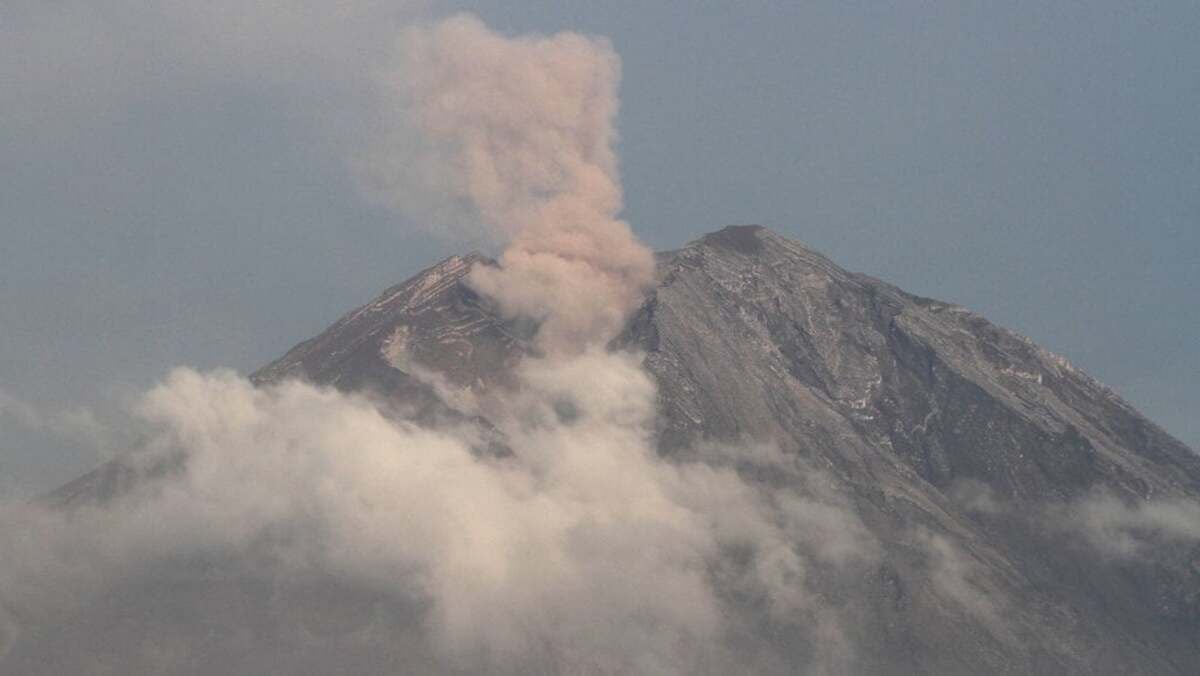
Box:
[251,248,517,392]
[698,224,770,254]
[692,224,826,257]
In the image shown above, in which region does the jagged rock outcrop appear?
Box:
[252,253,525,395]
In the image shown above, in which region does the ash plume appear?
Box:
[381,14,656,351]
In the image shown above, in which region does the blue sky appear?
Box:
[2,1,1196,495]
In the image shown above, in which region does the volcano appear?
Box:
[27,225,1200,675]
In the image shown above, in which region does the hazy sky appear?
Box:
[2,1,1197,495]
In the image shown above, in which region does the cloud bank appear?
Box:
[0,362,873,673]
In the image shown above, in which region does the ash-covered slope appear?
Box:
[627,226,1200,672]
[33,226,1200,674]
[634,226,1200,508]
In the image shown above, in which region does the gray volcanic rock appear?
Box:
[635,227,1198,494]
[31,226,1200,674]
[622,226,1200,673]
[252,252,525,395]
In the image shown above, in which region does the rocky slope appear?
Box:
[32,225,1200,674]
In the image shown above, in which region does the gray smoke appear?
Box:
[365,14,656,352]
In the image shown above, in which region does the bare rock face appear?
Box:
[31,226,1200,674]
[634,226,1198,493]
[252,253,525,395]
[621,226,1200,673]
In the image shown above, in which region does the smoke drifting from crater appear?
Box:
[379,14,656,351]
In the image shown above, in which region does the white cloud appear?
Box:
[1057,490,1200,558]
[0,362,876,672]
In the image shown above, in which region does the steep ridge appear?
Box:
[252,252,525,394]
[637,226,1198,497]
